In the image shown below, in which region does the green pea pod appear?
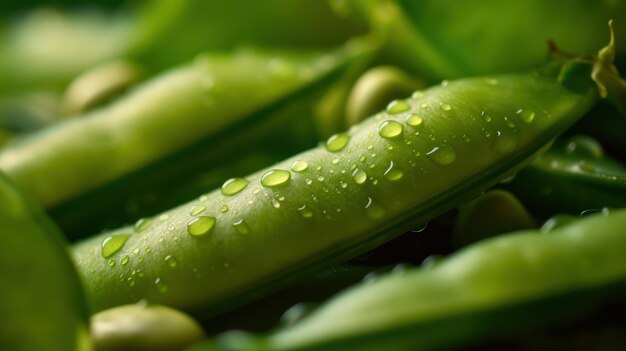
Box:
[73,45,608,317]
[0,8,133,95]
[219,210,626,351]
[131,0,368,72]
[505,135,626,217]
[348,0,626,79]
[0,172,90,350]
[0,42,373,236]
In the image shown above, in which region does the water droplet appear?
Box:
[405,113,423,127]
[187,216,216,237]
[426,143,457,165]
[220,205,229,213]
[272,198,281,208]
[108,260,116,267]
[566,136,604,159]
[419,103,428,109]
[516,109,535,123]
[378,120,404,139]
[422,255,443,269]
[340,181,348,188]
[297,205,314,218]
[325,133,350,152]
[221,177,249,196]
[411,90,424,99]
[144,247,152,254]
[580,208,610,217]
[233,219,251,234]
[132,248,140,254]
[439,103,451,111]
[331,158,340,165]
[154,278,168,293]
[159,214,170,221]
[164,255,177,268]
[410,222,428,233]
[305,178,313,185]
[386,99,411,114]
[352,167,368,184]
[359,155,366,162]
[261,169,291,188]
[481,111,492,123]
[120,256,129,265]
[101,234,131,258]
[291,160,309,172]
[365,197,386,219]
[503,117,517,130]
[189,204,207,216]
[384,161,404,181]
[199,195,208,201]
[540,215,577,233]
[494,131,518,154]
[134,218,152,233]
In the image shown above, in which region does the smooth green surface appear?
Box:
[260,210,626,351]
[0,172,90,351]
[73,63,596,316]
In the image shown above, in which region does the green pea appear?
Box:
[73,54,601,316]
[344,65,424,126]
[244,210,626,351]
[452,190,535,247]
[0,172,89,351]
[91,304,205,351]
[63,60,143,115]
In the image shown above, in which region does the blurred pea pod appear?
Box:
[73,45,612,318]
[0,0,366,96]
[347,0,626,79]
[0,172,90,351]
[0,41,374,237]
[505,135,626,218]
[0,8,133,95]
[208,210,626,351]
[130,0,368,72]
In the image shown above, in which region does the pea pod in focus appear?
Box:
[0,42,372,236]
[0,172,89,351]
[73,52,609,316]
[214,210,626,351]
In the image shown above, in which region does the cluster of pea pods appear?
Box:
[1,1,626,350]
